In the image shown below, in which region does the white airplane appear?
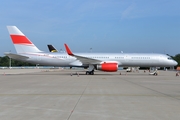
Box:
[5,26,177,75]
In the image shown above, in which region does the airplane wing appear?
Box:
[64,44,102,65]
[4,52,29,60]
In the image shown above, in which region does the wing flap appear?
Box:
[73,55,101,65]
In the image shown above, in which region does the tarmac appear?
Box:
[0,68,180,120]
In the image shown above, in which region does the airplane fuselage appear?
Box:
[17,52,177,67]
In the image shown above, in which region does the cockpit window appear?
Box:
[167,57,172,60]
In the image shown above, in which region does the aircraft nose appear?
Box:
[173,60,178,66]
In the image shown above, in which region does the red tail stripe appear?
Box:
[10,35,33,44]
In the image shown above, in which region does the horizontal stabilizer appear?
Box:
[4,52,29,60]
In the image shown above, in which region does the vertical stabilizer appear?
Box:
[47,44,58,52]
[7,26,42,53]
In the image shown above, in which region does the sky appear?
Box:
[0,0,180,56]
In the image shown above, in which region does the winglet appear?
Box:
[64,44,74,55]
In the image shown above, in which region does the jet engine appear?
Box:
[96,62,118,72]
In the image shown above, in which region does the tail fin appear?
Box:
[7,26,42,53]
[47,44,58,52]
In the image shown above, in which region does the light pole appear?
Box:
[9,50,11,69]
[9,57,11,68]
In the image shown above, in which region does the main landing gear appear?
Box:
[86,69,94,75]
[86,65,95,75]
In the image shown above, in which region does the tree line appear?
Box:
[172,54,180,67]
[0,54,180,67]
[0,56,35,67]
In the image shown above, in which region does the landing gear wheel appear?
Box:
[85,70,94,75]
[90,70,94,75]
[154,73,158,76]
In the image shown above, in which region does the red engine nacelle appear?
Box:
[96,63,118,72]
